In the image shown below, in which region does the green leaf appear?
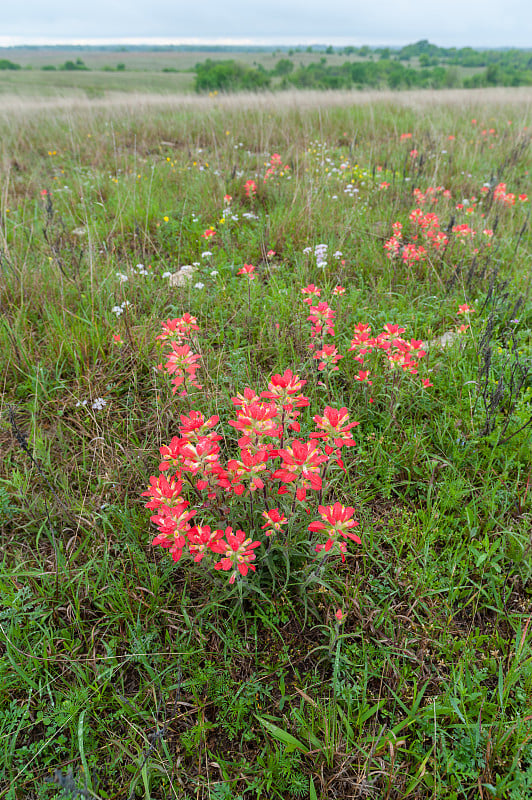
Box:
[255,715,309,754]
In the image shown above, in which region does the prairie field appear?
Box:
[0,87,531,799]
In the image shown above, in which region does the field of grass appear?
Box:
[0,47,371,99]
[0,45,497,98]
[0,86,531,800]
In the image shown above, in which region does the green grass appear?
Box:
[0,47,390,99]
[0,88,531,799]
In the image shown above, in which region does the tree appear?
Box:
[273,59,294,76]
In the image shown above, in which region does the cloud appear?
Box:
[1,0,531,47]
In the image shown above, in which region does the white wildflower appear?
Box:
[92,398,107,410]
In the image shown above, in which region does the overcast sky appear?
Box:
[1,0,531,48]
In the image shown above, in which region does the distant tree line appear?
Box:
[194,48,532,93]
[0,58,126,72]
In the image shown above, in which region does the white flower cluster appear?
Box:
[76,397,107,410]
[303,244,343,269]
[344,183,359,197]
[112,301,131,317]
[116,264,152,282]
[314,243,328,268]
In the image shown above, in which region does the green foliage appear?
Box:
[273,58,294,76]
[194,59,271,92]
[0,89,531,799]
[59,59,89,72]
[0,59,21,70]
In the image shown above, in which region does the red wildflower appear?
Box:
[311,406,359,448]
[237,263,256,279]
[142,474,184,510]
[150,502,196,562]
[272,439,327,500]
[261,508,288,535]
[261,370,309,411]
[308,501,361,562]
[226,448,270,494]
[188,525,226,562]
[178,410,221,443]
[214,528,261,583]
[244,179,257,198]
[228,402,281,447]
[156,314,199,344]
[307,302,336,338]
[314,345,343,372]
[301,284,321,305]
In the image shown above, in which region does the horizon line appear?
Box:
[0,36,528,50]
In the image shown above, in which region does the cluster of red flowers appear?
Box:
[383,179,514,266]
[492,182,529,206]
[412,186,451,206]
[349,322,430,384]
[156,314,202,396]
[301,284,346,373]
[264,152,291,183]
[301,284,432,390]
[452,223,475,240]
[146,325,363,580]
[244,179,257,198]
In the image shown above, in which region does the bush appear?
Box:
[0,59,21,70]
[194,59,270,93]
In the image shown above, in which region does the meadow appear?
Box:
[0,86,531,799]
[2,42,529,98]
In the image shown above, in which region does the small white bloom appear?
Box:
[92,397,107,410]
[210,270,219,276]
[201,251,212,258]
[194,282,205,289]
[112,305,123,316]
[116,272,128,283]
[162,271,172,279]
